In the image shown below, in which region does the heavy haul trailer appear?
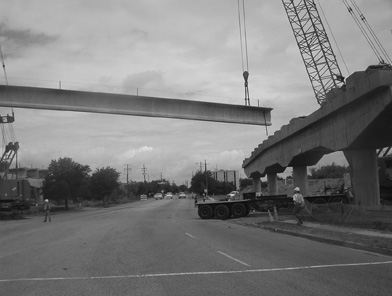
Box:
[196,192,350,219]
[196,194,292,220]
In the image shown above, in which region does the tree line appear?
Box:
[42,157,245,209]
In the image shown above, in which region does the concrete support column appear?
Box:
[252,176,262,192]
[267,173,278,195]
[292,166,308,196]
[344,149,380,208]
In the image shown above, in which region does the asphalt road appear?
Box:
[1,198,391,296]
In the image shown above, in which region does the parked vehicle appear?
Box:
[226,191,239,200]
[140,194,147,200]
[154,193,163,200]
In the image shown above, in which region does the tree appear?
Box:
[190,171,235,196]
[43,157,91,210]
[90,167,121,206]
[240,178,253,190]
[309,163,350,179]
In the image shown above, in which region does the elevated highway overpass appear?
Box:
[243,68,392,207]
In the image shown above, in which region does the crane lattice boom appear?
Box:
[282,0,344,105]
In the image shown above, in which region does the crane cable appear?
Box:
[237,0,250,106]
[341,0,392,65]
[316,0,350,77]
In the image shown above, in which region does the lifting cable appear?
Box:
[237,0,250,106]
[316,0,350,77]
[341,0,392,65]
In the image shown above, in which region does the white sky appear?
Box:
[0,0,391,184]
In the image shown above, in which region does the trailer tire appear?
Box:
[198,205,214,219]
[231,203,247,218]
[214,204,230,220]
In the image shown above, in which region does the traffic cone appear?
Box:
[274,206,279,221]
[268,210,274,222]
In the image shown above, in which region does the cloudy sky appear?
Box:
[0,0,391,185]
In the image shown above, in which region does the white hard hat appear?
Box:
[294,187,300,192]
[44,199,49,202]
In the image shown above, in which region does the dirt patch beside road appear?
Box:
[229,212,392,257]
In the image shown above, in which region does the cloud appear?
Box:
[1,0,391,185]
[122,71,165,91]
[119,146,154,160]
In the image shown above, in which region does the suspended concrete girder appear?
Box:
[0,85,272,126]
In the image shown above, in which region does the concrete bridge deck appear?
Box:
[243,67,392,207]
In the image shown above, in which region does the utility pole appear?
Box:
[141,164,147,182]
[204,159,209,197]
[195,162,202,172]
[124,164,132,198]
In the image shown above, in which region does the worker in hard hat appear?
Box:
[292,187,305,225]
[43,199,51,222]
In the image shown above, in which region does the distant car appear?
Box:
[165,192,173,199]
[226,191,240,200]
[140,194,147,200]
[154,193,163,200]
[178,192,186,199]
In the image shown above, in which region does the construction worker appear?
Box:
[292,187,305,225]
[43,199,51,222]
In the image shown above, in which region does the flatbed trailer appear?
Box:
[196,194,292,220]
[196,192,350,219]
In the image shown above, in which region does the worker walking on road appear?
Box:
[292,187,305,225]
[43,199,51,222]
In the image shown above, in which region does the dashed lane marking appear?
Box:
[2,261,391,282]
[185,233,196,239]
[217,251,251,267]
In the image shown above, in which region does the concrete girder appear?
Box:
[0,85,272,126]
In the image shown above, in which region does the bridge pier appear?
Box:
[252,175,262,192]
[344,149,380,208]
[267,173,279,195]
[292,166,308,196]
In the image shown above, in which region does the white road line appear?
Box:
[1,261,391,283]
[217,251,251,267]
[185,233,196,239]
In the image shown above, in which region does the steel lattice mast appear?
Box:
[282,0,344,105]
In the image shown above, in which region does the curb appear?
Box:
[257,224,392,257]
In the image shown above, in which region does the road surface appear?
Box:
[1,198,391,295]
